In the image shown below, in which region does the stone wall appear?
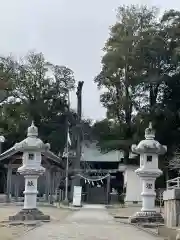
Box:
[163,188,180,227]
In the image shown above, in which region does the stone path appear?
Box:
[19,206,162,240]
[83,204,106,209]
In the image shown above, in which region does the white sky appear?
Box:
[0,0,180,120]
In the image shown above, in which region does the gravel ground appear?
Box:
[18,207,163,240]
[0,205,71,240]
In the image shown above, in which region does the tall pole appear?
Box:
[64,123,69,202]
[75,81,84,186]
[64,91,70,204]
[71,81,84,193]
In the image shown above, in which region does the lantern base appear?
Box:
[129,211,164,224]
[9,208,50,221]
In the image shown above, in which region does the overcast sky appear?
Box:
[0,0,179,120]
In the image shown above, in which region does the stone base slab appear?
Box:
[129,211,164,224]
[9,208,50,221]
[125,201,142,207]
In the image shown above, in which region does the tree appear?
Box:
[94,5,159,162]
[94,5,180,164]
[0,52,76,153]
[94,6,180,182]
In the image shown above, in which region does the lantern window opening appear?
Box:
[147,155,152,162]
[29,153,34,160]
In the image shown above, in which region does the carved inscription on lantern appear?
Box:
[27,181,34,187]
[146,183,152,189]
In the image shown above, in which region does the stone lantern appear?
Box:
[129,122,167,224]
[9,122,50,221]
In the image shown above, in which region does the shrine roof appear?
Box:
[0,146,64,168]
[81,141,137,162]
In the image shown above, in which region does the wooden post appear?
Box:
[45,169,53,203]
[45,169,50,201]
[76,81,84,173]
[86,183,89,203]
[52,171,56,195]
[15,174,19,202]
[55,188,60,202]
[71,81,84,198]
[106,174,111,205]
[6,165,12,203]
[49,170,53,203]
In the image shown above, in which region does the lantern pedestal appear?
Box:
[8,122,50,222]
[129,123,166,224]
[9,167,50,221]
[129,211,164,224]
[9,208,50,221]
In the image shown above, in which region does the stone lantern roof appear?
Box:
[132,122,167,155]
[14,121,50,152]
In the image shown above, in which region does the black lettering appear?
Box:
[146,183,152,189]
[27,181,34,186]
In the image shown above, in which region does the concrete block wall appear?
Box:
[163,188,180,228]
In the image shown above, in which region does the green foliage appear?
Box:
[94,4,180,168]
[0,51,76,154]
[92,119,134,153]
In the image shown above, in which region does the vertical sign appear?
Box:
[72,186,82,206]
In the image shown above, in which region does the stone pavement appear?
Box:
[19,205,162,240]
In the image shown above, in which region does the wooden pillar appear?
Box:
[45,169,50,201]
[6,165,12,203]
[52,171,55,195]
[2,171,6,193]
[49,170,53,203]
[106,174,111,205]
[73,81,84,188]
[55,188,60,202]
[15,174,20,202]
[45,169,53,203]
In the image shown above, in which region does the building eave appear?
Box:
[42,150,64,168]
[0,147,16,161]
[0,146,64,168]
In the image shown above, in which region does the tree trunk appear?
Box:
[149,84,159,111]
[115,85,122,123]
